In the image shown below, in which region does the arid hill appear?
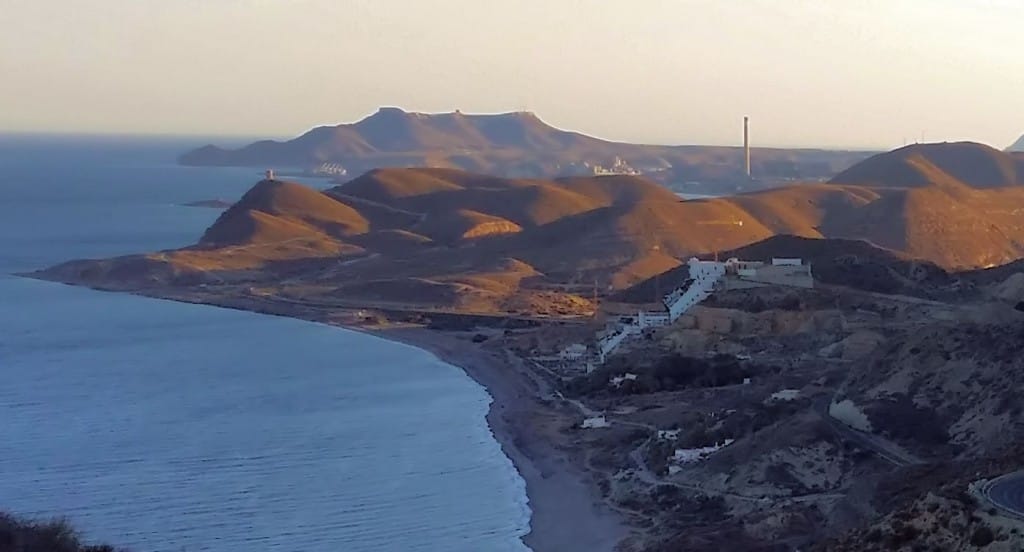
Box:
[179,107,870,187]
[34,142,1024,314]
[688,142,1024,269]
[830,141,1024,189]
[201,179,369,245]
[36,169,712,314]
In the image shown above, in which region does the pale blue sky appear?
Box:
[2,0,1021,149]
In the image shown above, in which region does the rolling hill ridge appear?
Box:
[36,142,1024,315]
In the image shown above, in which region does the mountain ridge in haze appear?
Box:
[178,107,873,187]
[179,107,640,166]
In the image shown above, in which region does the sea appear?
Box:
[0,135,531,551]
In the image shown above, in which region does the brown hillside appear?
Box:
[202,180,368,245]
[723,184,880,237]
[415,209,523,244]
[349,229,433,255]
[39,143,1024,313]
[554,174,682,204]
[339,168,474,201]
[336,168,608,227]
[203,209,334,246]
[830,141,1024,189]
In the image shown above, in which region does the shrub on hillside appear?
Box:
[0,513,123,552]
[970,526,995,547]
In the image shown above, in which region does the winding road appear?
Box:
[812,397,923,467]
[979,471,1024,521]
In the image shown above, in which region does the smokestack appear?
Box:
[743,116,751,178]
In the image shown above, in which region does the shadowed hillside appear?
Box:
[613,235,963,303]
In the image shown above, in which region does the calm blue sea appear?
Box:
[0,135,531,551]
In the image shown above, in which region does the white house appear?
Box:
[672,439,735,464]
[657,428,681,440]
[559,343,588,361]
[610,373,638,387]
[769,389,801,402]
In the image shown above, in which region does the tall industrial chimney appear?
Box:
[743,116,751,178]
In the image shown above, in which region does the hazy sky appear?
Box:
[2,0,1022,149]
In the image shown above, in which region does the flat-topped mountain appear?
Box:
[35,142,1024,314]
[181,108,601,166]
[179,107,871,188]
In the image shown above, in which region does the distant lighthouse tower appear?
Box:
[265,169,276,181]
[743,116,751,178]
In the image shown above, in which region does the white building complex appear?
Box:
[594,256,812,364]
[559,343,588,361]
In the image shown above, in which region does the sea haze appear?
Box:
[0,136,530,551]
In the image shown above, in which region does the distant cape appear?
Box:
[177,107,872,185]
[178,107,618,167]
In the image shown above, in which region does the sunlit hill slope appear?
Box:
[36,142,1024,314]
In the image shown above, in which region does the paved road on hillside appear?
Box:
[982,471,1024,520]
[812,398,923,467]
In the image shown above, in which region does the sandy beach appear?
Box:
[23,283,632,552]
[369,326,629,552]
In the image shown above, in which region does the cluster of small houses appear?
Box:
[563,256,812,469]
[581,389,804,471]
[580,412,738,469]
